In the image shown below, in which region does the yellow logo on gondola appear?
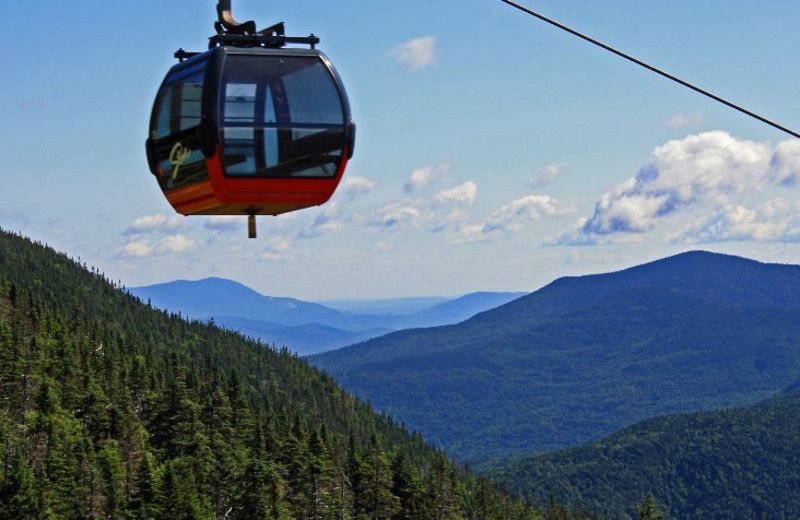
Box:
[169,142,192,179]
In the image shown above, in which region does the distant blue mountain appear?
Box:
[128,277,344,326]
[316,297,450,315]
[128,278,525,356]
[394,291,528,328]
[213,316,393,356]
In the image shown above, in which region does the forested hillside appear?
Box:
[311,251,800,460]
[488,389,800,519]
[0,228,545,519]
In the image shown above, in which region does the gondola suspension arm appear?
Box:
[500,0,800,140]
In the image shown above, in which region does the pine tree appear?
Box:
[357,434,400,520]
[97,440,126,519]
[0,448,39,519]
[128,451,159,518]
[427,452,462,520]
[391,452,428,520]
[238,458,291,519]
[307,427,337,519]
[637,494,664,520]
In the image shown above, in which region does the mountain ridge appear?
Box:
[311,250,800,461]
[129,278,526,355]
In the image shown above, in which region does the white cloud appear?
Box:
[340,175,377,199]
[404,162,450,193]
[484,195,566,232]
[118,234,197,258]
[672,199,800,244]
[770,139,800,187]
[452,195,570,243]
[386,36,436,72]
[160,234,197,252]
[124,214,183,235]
[532,162,566,188]
[298,176,377,239]
[204,216,242,233]
[560,131,799,245]
[664,111,706,129]
[435,181,477,205]
[370,204,423,229]
[121,239,154,258]
[299,202,344,239]
[260,236,292,261]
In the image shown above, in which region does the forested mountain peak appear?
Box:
[465,250,800,332]
[311,250,800,461]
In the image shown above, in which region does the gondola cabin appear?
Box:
[146,44,355,235]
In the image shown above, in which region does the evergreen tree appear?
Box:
[357,434,400,520]
[637,494,664,520]
[128,451,159,518]
[238,458,291,520]
[390,452,428,520]
[97,440,126,519]
[427,452,462,520]
[0,448,39,519]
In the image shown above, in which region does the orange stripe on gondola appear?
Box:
[165,180,219,215]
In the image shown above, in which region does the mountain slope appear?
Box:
[488,388,800,519]
[0,228,540,519]
[310,251,800,461]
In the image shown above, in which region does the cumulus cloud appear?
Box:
[386,36,436,72]
[204,216,242,233]
[121,239,154,258]
[562,131,795,243]
[771,139,800,187]
[160,235,197,252]
[297,176,376,239]
[119,234,198,258]
[370,204,423,229]
[404,162,450,193]
[665,111,706,129]
[435,181,477,205]
[672,199,800,244]
[124,214,183,235]
[453,195,570,243]
[260,236,292,261]
[554,131,800,245]
[299,202,344,239]
[531,162,566,188]
[340,175,377,199]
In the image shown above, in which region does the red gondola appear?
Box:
[146,2,355,237]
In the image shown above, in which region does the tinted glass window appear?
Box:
[150,59,209,190]
[220,54,346,178]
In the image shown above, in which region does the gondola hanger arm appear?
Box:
[216,0,256,35]
[209,0,318,49]
[499,0,800,140]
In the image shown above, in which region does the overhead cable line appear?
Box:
[500,0,800,140]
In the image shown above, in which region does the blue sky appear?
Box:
[2,0,799,300]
